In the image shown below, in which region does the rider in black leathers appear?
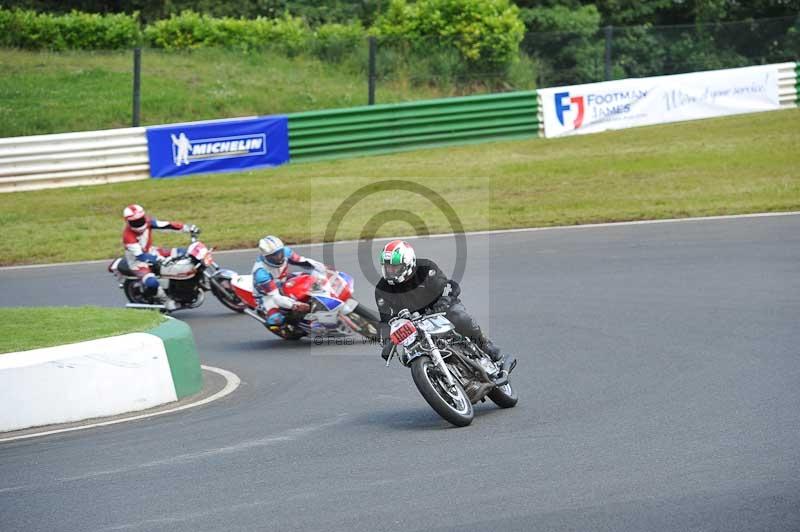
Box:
[374,240,515,375]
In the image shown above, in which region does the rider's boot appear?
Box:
[155,286,177,312]
[479,335,517,384]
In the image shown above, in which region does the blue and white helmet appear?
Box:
[258,235,286,268]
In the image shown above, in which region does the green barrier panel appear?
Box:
[149,318,202,399]
[288,91,539,162]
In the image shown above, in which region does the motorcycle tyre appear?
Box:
[410,356,473,427]
[487,380,518,409]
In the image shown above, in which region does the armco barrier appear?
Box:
[778,61,798,108]
[0,127,149,193]
[287,91,540,162]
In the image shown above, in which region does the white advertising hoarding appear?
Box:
[539,64,781,138]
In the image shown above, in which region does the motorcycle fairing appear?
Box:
[314,295,343,311]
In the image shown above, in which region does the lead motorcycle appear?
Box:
[384,310,518,427]
[231,268,380,340]
[108,230,246,313]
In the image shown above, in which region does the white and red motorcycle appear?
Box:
[108,231,245,313]
[231,268,380,340]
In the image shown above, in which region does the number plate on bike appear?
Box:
[390,319,417,346]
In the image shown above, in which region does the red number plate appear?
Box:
[390,321,417,345]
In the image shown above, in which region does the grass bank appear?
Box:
[0,108,797,266]
[0,307,165,353]
[0,47,462,137]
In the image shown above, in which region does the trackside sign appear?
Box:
[146,116,289,177]
[539,64,781,138]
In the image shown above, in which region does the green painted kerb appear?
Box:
[149,318,202,399]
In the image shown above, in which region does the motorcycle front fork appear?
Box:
[425,333,458,391]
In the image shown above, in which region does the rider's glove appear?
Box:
[183,224,200,234]
[291,301,311,314]
[308,259,327,273]
[396,308,411,319]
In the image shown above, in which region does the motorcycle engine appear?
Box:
[168,279,200,304]
[463,381,482,398]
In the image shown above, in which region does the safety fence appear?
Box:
[780,62,799,108]
[0,127,148,193]
[288,91,539,163]
[0,62,796,193]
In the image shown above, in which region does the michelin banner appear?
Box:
[539,64,781,138]
[146,116,289,178]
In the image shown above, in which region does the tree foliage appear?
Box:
[374,0,525,68]
[0,0,797,87]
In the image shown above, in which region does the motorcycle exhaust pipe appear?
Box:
[451,350,493,383]
[243,307,268,325]
[125,303,166,311]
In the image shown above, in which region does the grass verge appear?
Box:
[0,108,797,266]
[0,47,457,137]
[0,307,165,354]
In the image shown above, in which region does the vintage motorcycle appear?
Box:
[108,231,246,313]
[231,268,380,340]
[384,310,518,427]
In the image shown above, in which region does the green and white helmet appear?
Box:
[380,240,416,285]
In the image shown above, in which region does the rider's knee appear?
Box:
[446,306,481,339]
[266,308,285,326]
[142,274,160,296]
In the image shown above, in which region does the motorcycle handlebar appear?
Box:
[389,310,447,324]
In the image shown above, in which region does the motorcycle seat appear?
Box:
[115,258,137,277]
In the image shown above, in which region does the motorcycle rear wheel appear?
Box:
[123,279,148,304]
[410,356,473,427]
[488,381,518,408]
[348,304,380,338]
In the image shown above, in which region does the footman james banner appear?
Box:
[539,64,781,138]
[146,116,290,178]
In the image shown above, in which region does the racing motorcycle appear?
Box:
[108,231,246,313]
[383,310,518,427]
[231,268,380,340]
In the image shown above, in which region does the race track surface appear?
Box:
[1,215,799,532]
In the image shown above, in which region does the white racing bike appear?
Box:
[384,310,518,427]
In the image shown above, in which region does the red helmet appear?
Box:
[123,204,147,233]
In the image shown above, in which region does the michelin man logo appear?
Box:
[169,131,267,167]
[171,132,192,166]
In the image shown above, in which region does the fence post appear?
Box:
[132,47,141,127]
[604,25,613,81]
[368,36,377,105]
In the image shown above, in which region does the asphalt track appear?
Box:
[1,215,799,532]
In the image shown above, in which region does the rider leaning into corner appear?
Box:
[375,240,516,381]
[252,235,331,338]
[122,204,198,311]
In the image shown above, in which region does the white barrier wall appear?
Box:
[0,126,150,192]
[539,62,797,138]
[0,333,178,432]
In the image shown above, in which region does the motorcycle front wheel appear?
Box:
[410,356,473,427]
[209,276,246,313]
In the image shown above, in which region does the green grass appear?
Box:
[0,108,797,266]
[0,307,165,354]
[0,47,457,137]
